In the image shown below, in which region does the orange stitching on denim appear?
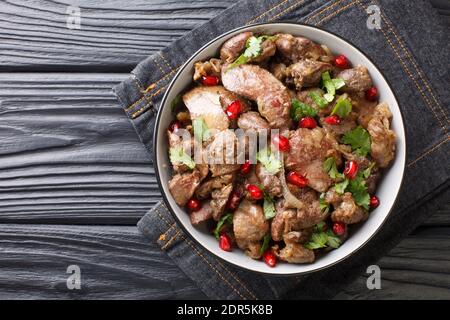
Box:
[246,0,290,25]
[407,136,450,168]
[159,202,258,300]
[315,1,356,25]
[153,56,166,75]
[124,0,323,113]
[354,0,447,134]
[154,206,248,299]
[158,52,176,73]
[377,10,449,126]
[268,0,306,22]
[131,103,154,119]
[160,222,177,240]
[304,0,344,23]
[161,229,182,250]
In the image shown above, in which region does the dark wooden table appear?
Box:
[0,0,449,299]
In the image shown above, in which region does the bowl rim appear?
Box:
[153,22,406,276]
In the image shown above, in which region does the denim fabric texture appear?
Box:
[114,0,450,299]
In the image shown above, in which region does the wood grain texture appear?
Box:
[0,224,206,299]
[335,227,450,299]
[0,0,448,300]
[0,0,236,72]
[0,73,158,224]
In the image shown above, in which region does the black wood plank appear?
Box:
[1,223,448,299]
[0,0,237,72]
[335,226,450,299]
[1,73,449,227]
[0,73,157,224]
[0,224,206,299]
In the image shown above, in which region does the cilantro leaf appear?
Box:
[332,78,346,90]
[193,117,210,142]
[227,35,277,70]
[342,126,372,157]
[263,194,276,220]
[321,71,346,102]
[309,91,329,108]
[256,148,282,174]
[170,94,183,112]
[227,54,248,70]
[213,213,233,239]
[325,230,342,248]
[334,179,349,194]
[244,36,262,58]
[304,232,328,250]
[331,96,352,118]
[323,157,343,179]
[362,162,375,179]
[304,224,342,250]
[347,174,370,210]
[259,234,271,255]
[290,99,318,121]
[169,146,195,170]
[319,193,330,214]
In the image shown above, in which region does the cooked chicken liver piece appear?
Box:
[195,174,234,200]
[286,59,332,90]
[222,64,292,128]
[367,102,396,168]
[255,163,282,197]
[220,32,253,63]
[233,200,269,259]
[168,170,202,207]
[275,33,327,62]
[211,184,233,221]
[336,65,373,93]
[183,86,230,131]
[273,234,315,263]
[190,201,213,225]
[331,192,368,224]
[237,111,270,134]
[285,127,342,193]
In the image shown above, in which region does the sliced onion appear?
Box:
[278,157,305,209]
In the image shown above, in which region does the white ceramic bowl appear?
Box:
[154,23,406,275]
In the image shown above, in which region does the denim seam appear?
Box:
[123,0,310,113]
[246,0,291,25]
[355,0,448,134]
[161,229,182,250]
[154,204,253,299]
[159,202,258,299]
[372,0,449,126]
[407,136,450,168]
[304,0,344,23]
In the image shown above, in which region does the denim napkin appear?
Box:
[114,0,450,299]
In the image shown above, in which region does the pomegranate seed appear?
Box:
[263,250,277,267]
[226,100,242,119]
[370,195,380,209]
[299,116,317,129]
[219,233,232,252]
[333,54,349,68]
[332,222,346,236]
[365,86,378,101]
[240,159,251,174]
[272,134,290,152]
[286,171,308,188]
[169,121,181,133]
[343,160,359,180]
[186,198,201,212]
[201,75,219,86]
[226,190,242,211]
[246,184,263,200]
[324,115,341,125]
